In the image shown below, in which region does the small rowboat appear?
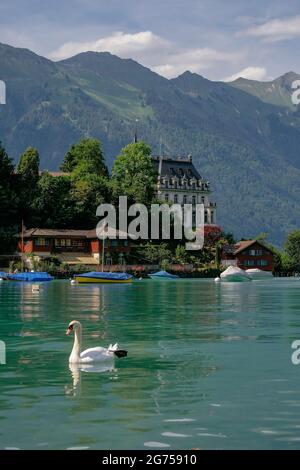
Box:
[74,272,133,284]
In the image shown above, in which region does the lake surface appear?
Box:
[1,278,300,450]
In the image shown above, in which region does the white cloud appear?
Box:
[240,15,300,42]
[49,30,241,78]
[223,66,268,82]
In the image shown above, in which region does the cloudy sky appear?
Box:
[0,0,300,81]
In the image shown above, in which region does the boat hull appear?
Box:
[148,275,179,280]
[245,269,273,279]
[75,276,132,284]
[220,275,251,282]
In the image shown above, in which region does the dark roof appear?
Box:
[21,228,90,238]
[152,156,202,180]
[223,240,273,255]
[20,228,131,239]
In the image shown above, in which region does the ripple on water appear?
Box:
[67,446,90,450]
[144,441,170,448]
[161,432,192,438]
[164,418,195,423]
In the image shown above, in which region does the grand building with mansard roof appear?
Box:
[152,155,217,226]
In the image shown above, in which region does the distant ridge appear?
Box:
[1,41,300,244]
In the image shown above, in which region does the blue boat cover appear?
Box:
[7,272,53,282]
[0,272,7,278]
[75,272,133,281]
[150,270,179,279]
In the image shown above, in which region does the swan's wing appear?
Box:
[80,346,108,359]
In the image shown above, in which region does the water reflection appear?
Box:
[2,279,300,449]
[66,362,116,397]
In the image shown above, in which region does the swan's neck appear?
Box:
[69,327,82,363]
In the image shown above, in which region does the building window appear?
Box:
[174,181,178,189]
[165,180,169,188]
[244,260,255,266]
[35,237,49,246]
[249,249,263,256]
[54,238,81,247]
[183,195,187,204]
[192,182,196,189]
[72,239,84,248]
[201,196,205,204]
[111,240,118,247]
[211,210,214,223]
[192,211,196,225]
[192,195,196,205]
[256,260,268,266]
[174,194,178,203]
[204,210,208,223]
[165,194,169,202]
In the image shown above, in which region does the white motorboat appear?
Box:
[245,268,273,279]
[220,266,252,282]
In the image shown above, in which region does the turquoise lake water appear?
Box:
[0,278,300,450]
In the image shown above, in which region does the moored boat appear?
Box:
[74,272,133,283]
[220,266,252,282]
[245,268,273,279]
[7,272,53,282]
[148,270,179,280]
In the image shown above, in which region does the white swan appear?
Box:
[66,320,127,364]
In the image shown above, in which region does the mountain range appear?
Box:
[1,42,300,244]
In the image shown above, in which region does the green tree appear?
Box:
[111,142,157,205]
[61,138,108,177]
[17,147,40,182]
[71,173,110,227]
[0,142,17,225]
[173,245,187,264]
[33,172,74,228]
[17,147,40,223]
[139,242,171,265]
[284,230,300,271]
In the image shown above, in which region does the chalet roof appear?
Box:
[223,240,273,255]
[20,228,132,239]
[21,228,91,238]
[152,156,202,180]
